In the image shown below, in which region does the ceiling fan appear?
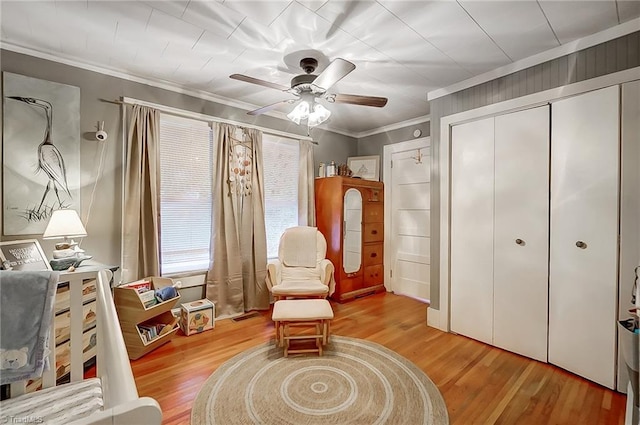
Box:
[230,57,388,127]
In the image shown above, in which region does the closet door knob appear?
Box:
[515,238,525,246]
[576,241,587,249]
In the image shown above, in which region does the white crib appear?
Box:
[1,269,162,425]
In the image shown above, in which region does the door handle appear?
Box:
[515,238,525,246]
[576,241,587,249]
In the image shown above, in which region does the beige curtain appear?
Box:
[122,105,161,283]
[298,140,315,226]
[207,124,269,316]
[239,128,268,311]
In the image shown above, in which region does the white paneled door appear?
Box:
[549,86,620,389]
[450,117,495,345]
[493,106,550,362]
[387,139,431,301]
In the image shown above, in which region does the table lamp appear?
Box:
[43,209,91,270]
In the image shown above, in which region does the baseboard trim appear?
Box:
[427,307,445,331]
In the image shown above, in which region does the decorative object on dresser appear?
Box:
[315,176,384,302]
[337,163,352,177]
[114,276,181,359]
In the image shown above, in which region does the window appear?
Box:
[159,119,298,271]
[262,135,300,259]
[159,114,213,275]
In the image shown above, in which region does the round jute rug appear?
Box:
[191,336,449,425]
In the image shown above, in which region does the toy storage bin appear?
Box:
[114,276,181,359]
[180,299,215,336]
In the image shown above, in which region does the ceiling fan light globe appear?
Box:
[287,100,310,125]
[287,111,302,125]
[308,104,331,127]
[307,114,322,127]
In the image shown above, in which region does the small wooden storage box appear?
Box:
[180,299,215,336]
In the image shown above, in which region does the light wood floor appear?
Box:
[130,292,627,425]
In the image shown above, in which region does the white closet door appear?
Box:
[450,117,494,344]
[493,106,550,362]
[549,86,620,389]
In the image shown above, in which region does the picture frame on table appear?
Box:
[347,155,380,181]
[0,239,51,271]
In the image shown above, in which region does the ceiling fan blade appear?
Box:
[230,74,290,92]
[247,99,295,116]
[311,58,356,93]
[332,94,388,107]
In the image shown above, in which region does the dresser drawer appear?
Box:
[363,222,383,243]
[363,244,383,266]
[363,203,383,223]
[364,264,384,287]
[336,276,362,296]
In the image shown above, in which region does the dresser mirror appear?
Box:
[343,188,362,274]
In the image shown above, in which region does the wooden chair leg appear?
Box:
[283,323,289,357]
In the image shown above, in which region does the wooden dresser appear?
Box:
[315,176,385,302]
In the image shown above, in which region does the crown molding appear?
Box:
[428,17,640,101]
[354,114,431,139]
[0,42,289,120]
[313,114,431,139]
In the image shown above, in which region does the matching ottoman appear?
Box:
[272,299,334,357]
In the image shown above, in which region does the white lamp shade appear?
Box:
[287,100,310,125]
[43,209,87,239]
[308,103,331,127]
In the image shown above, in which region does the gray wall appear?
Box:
[429,31,640,310]
[0,49,355,275]
[314,131,357,173]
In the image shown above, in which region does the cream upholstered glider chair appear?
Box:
[266,226,335,301]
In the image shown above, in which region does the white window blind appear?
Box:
[263,135,300,259]
[159,114,213,275]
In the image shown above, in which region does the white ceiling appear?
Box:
[1,1,639,136]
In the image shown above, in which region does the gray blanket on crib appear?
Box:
[0,270,58,385]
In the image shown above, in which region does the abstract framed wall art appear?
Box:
[2,72,80,235]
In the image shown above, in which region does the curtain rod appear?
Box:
[118,96,316,143]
